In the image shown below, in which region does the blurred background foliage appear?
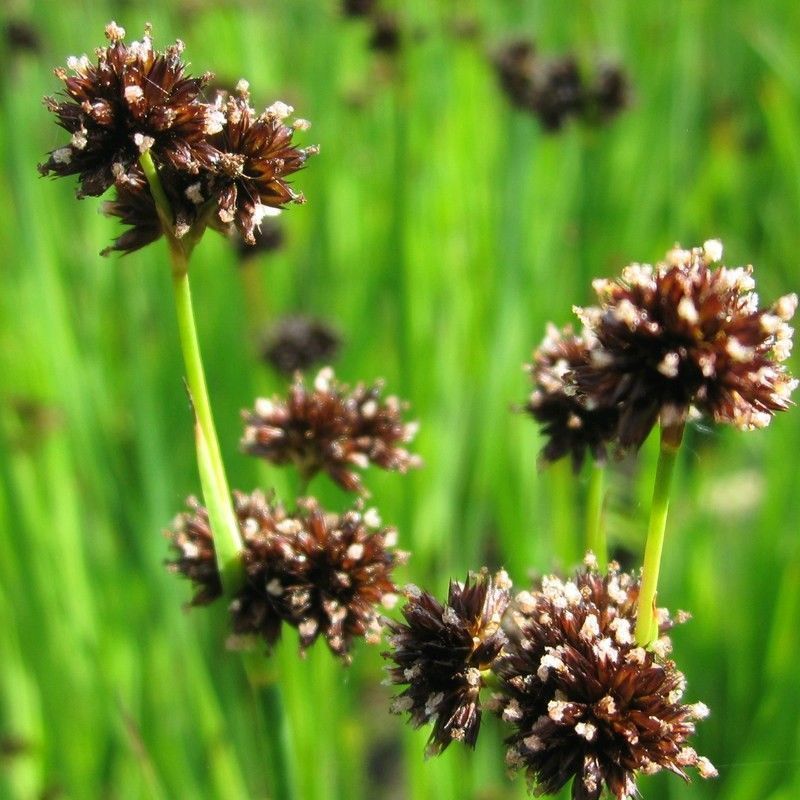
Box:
[1,0,800,798]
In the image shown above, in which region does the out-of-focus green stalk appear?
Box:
[585,463,606,567]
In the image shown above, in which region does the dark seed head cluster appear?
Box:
[241,367,421,493]
[383,570,511,755]
[40,22,316,254]
[382,558,715,799]
[168,491,406,661]
[262,316,341,376]
[492,38,629,130]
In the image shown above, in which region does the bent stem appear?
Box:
[140,150,244,592]
[585,463,606,567]
[634,423,684,646]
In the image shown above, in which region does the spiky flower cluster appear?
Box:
[383,570,511,755]
[40,22,316,254]
[241,367,421,493]
[494,559,715,799]
[492,39,628,130]
[575,240,798,450]
[168,491,406,660]
[524,324,619,471]
[383,560,716,798]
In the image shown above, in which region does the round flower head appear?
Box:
[241,367,421,493]
[524,324,618,472]
[40,22,219,197]
[167,491,405,660]
[493,38,538,111]
[493,558,716,799]
[575,241,798,450]
[207,83,318,244]
[383,570,511,755]
[262,316,341,376]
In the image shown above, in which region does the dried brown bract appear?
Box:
[262,316,341,376]
[40,22,218,197]
[167,492,406,659]
[383,570,512,755]
[575,241,797,450]
[241,367,421,493]
[524,324,618,471]
[207,82,318,244]
[493,557,716,799]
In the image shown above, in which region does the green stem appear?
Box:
[585,463,606,568]
[139,151,244,591]
[551,458,579,568]
[244,654,296,800]
[634,423,684,646]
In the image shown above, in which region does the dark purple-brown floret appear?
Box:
[492,39,538,110]
[383,570,512,755]
[40,22,219,197]
[262,316,341,376]
[207,82,318,244]
[493,557,716,799]
[167,491,406,659]
[241,367,421,493]
[530,56,585,132]
[575,241,797,450]
[524,324,618,471]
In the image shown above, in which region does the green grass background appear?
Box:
[2,0,800,797]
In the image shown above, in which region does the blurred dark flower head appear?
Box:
[207,81,318,244]
[383,569,512,755]
[341,0,378,17]
[530,56,585,132]
[262,316,341,376]
[6,20,42,53]
[39,22,218,197]
[524,324,618,471]
[575,240,797,450]
[167,491,407,660]
[368,13,402,54]
[492,38,538,110]
[241,367,421,493]
[234,218,285,261]
[493,556,716,799]
[492,39,629,132]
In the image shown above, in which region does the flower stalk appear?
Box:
[634,422,684,646]
[585,462,606,567]
[140,150,244,592]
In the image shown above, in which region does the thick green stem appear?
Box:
[634,424,684,646]
[139,151,244,591]
[585,463,606,567]
[244,654,296,800]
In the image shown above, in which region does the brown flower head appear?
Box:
[492,38,538,110]
[167,491,406,659]
[524,324,619,471]
[493,557,716,799]
[341,0,377,17]
[40,22,220,197]
[207,82,318,244]
[7,20,42,53]
[262,316,341,376]
[575,241,798,450]
[530,56,585,132]
[586,63,629,122]
[241,367,421,493]
[166,495,223,605]
[383,570,512,755]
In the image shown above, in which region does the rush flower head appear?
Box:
[524,324,618,471]
[207,82,318,244]
[40,22,218,197]
[575,241,798,450]
[493,558,716,800]
[167,491,406,660]
[529,56,585,132]
[492,38,538,110]
[383,570,512,755]
[241,367,421,493]
[262,316,341,376]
